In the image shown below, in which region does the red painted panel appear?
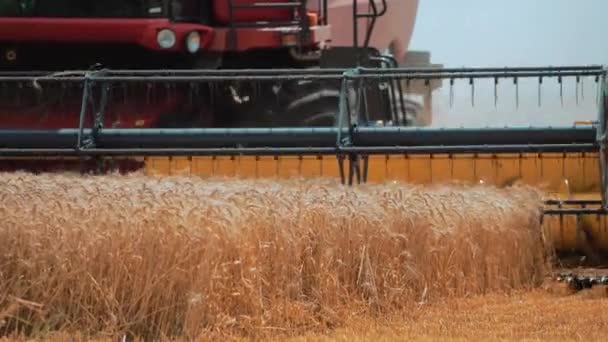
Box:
[213,0,293,24]
[0,18,214,51]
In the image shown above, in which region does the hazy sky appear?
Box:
[407,0,606,127]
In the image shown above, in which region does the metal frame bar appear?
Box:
[0,126,593,147]
[545,199,603,205]
[544,209,607,215]
[1,65,607,202]
[0,144,598,157]
[597,69,608,211]
[544,199,606,215]
[1,65,602,79]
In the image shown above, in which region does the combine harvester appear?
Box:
[0,1,606,287]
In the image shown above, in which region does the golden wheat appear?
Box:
[0,172,550,340]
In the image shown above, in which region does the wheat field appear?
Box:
[0,172,551,340]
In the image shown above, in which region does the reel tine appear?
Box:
[513,77,519,109]
[405,78,411,112]
[189,82,195,106]
[581,76,585,101]
[147,82,153,104]
[210,82,215,109]
[575,76,580,106]
[195,82,200,103]
[538,76,543,107]
[449,78,454,108]
[122,82,128,105]
[16,82,23,106]
[494,77,498,108]
[164,82,171,100]
[61,82,67,101]
[105,83,114,121]
[558,75,563,107]
[469,77,474,107]
[595,75,600,105]
[426,78,431,111]
[32,80,40,105]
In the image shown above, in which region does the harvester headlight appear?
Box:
[5,49,17,62]
[157,29,176,49]
[185,31,201,54]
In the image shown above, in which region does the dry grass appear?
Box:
[0,172,550,340]
[287,288,608,341]
[5,289,608,341]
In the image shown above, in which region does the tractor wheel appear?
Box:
[396,97,426,126]
[283,86,341,126]
[220,79,354,128]
[275,79,358,127]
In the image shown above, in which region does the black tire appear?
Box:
[222,77,348,128]
[283,86,341,127]
[275,77,359,127]
[395,97,425,126]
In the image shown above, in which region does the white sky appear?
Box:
[408,0,606,127]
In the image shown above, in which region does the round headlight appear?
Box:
[157,29,176,49]
[186,31,201,54]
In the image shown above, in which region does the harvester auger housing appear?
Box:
[1,65,607,266]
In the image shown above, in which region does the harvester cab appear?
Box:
[0,0,423,130]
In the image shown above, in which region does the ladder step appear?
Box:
[232,2,304,9]
[231,20,302,28]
